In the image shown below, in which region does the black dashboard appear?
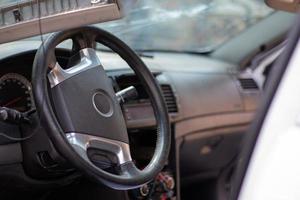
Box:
[0,42,261,199]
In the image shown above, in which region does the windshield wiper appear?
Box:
[135,51,154,58]
[96,47,211,58]
[134,49,211,55]
[96,48,154,58]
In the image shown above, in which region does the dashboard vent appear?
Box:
[160,84,178,113]
[238,78,259,90]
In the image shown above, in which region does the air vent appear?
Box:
[160,84,178,113]
[238,78,259,90]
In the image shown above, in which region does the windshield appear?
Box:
[98,0,273,53]
[1,0,273,53]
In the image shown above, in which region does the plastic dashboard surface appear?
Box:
[0,41,260,166]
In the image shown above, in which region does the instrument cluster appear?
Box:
[0,73,33,113]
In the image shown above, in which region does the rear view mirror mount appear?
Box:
[265,0,300,12]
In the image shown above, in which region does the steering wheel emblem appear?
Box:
[92,91,114,118]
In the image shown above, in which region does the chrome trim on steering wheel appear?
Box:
[66,132,132,165]
[48,48,101,88]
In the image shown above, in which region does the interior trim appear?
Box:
[0,143,22,165]
[175,112,254,139]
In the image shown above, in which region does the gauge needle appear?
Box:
[1,96,24,107]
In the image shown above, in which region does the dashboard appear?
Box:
[0,49,71,114]
[0,41,262,199]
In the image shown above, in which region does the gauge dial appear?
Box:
[0,73,33,112]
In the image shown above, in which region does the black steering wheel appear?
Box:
[32,26,171,189]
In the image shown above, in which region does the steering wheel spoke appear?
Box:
[71,31,97,51]
[118,161,141,177]
[48,48,101,88]
[66,132,132,166]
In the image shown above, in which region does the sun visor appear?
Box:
[265,0,300,12]
[0,0,123,44]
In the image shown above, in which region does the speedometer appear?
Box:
[0,73,33,112]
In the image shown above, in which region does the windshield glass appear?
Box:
[1,0,273,53]
[98,0,273,53]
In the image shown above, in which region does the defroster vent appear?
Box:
[160,84,178,113]
[238,78,259,90]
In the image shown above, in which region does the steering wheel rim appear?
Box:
[32,26,171,189]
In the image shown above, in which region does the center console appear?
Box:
[110,71,178,200]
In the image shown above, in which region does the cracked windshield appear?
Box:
[99,0,273,52]
[1,0,273,53]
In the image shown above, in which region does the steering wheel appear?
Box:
[31,26,171,189]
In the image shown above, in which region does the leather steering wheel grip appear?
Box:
[32,26,171,189]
